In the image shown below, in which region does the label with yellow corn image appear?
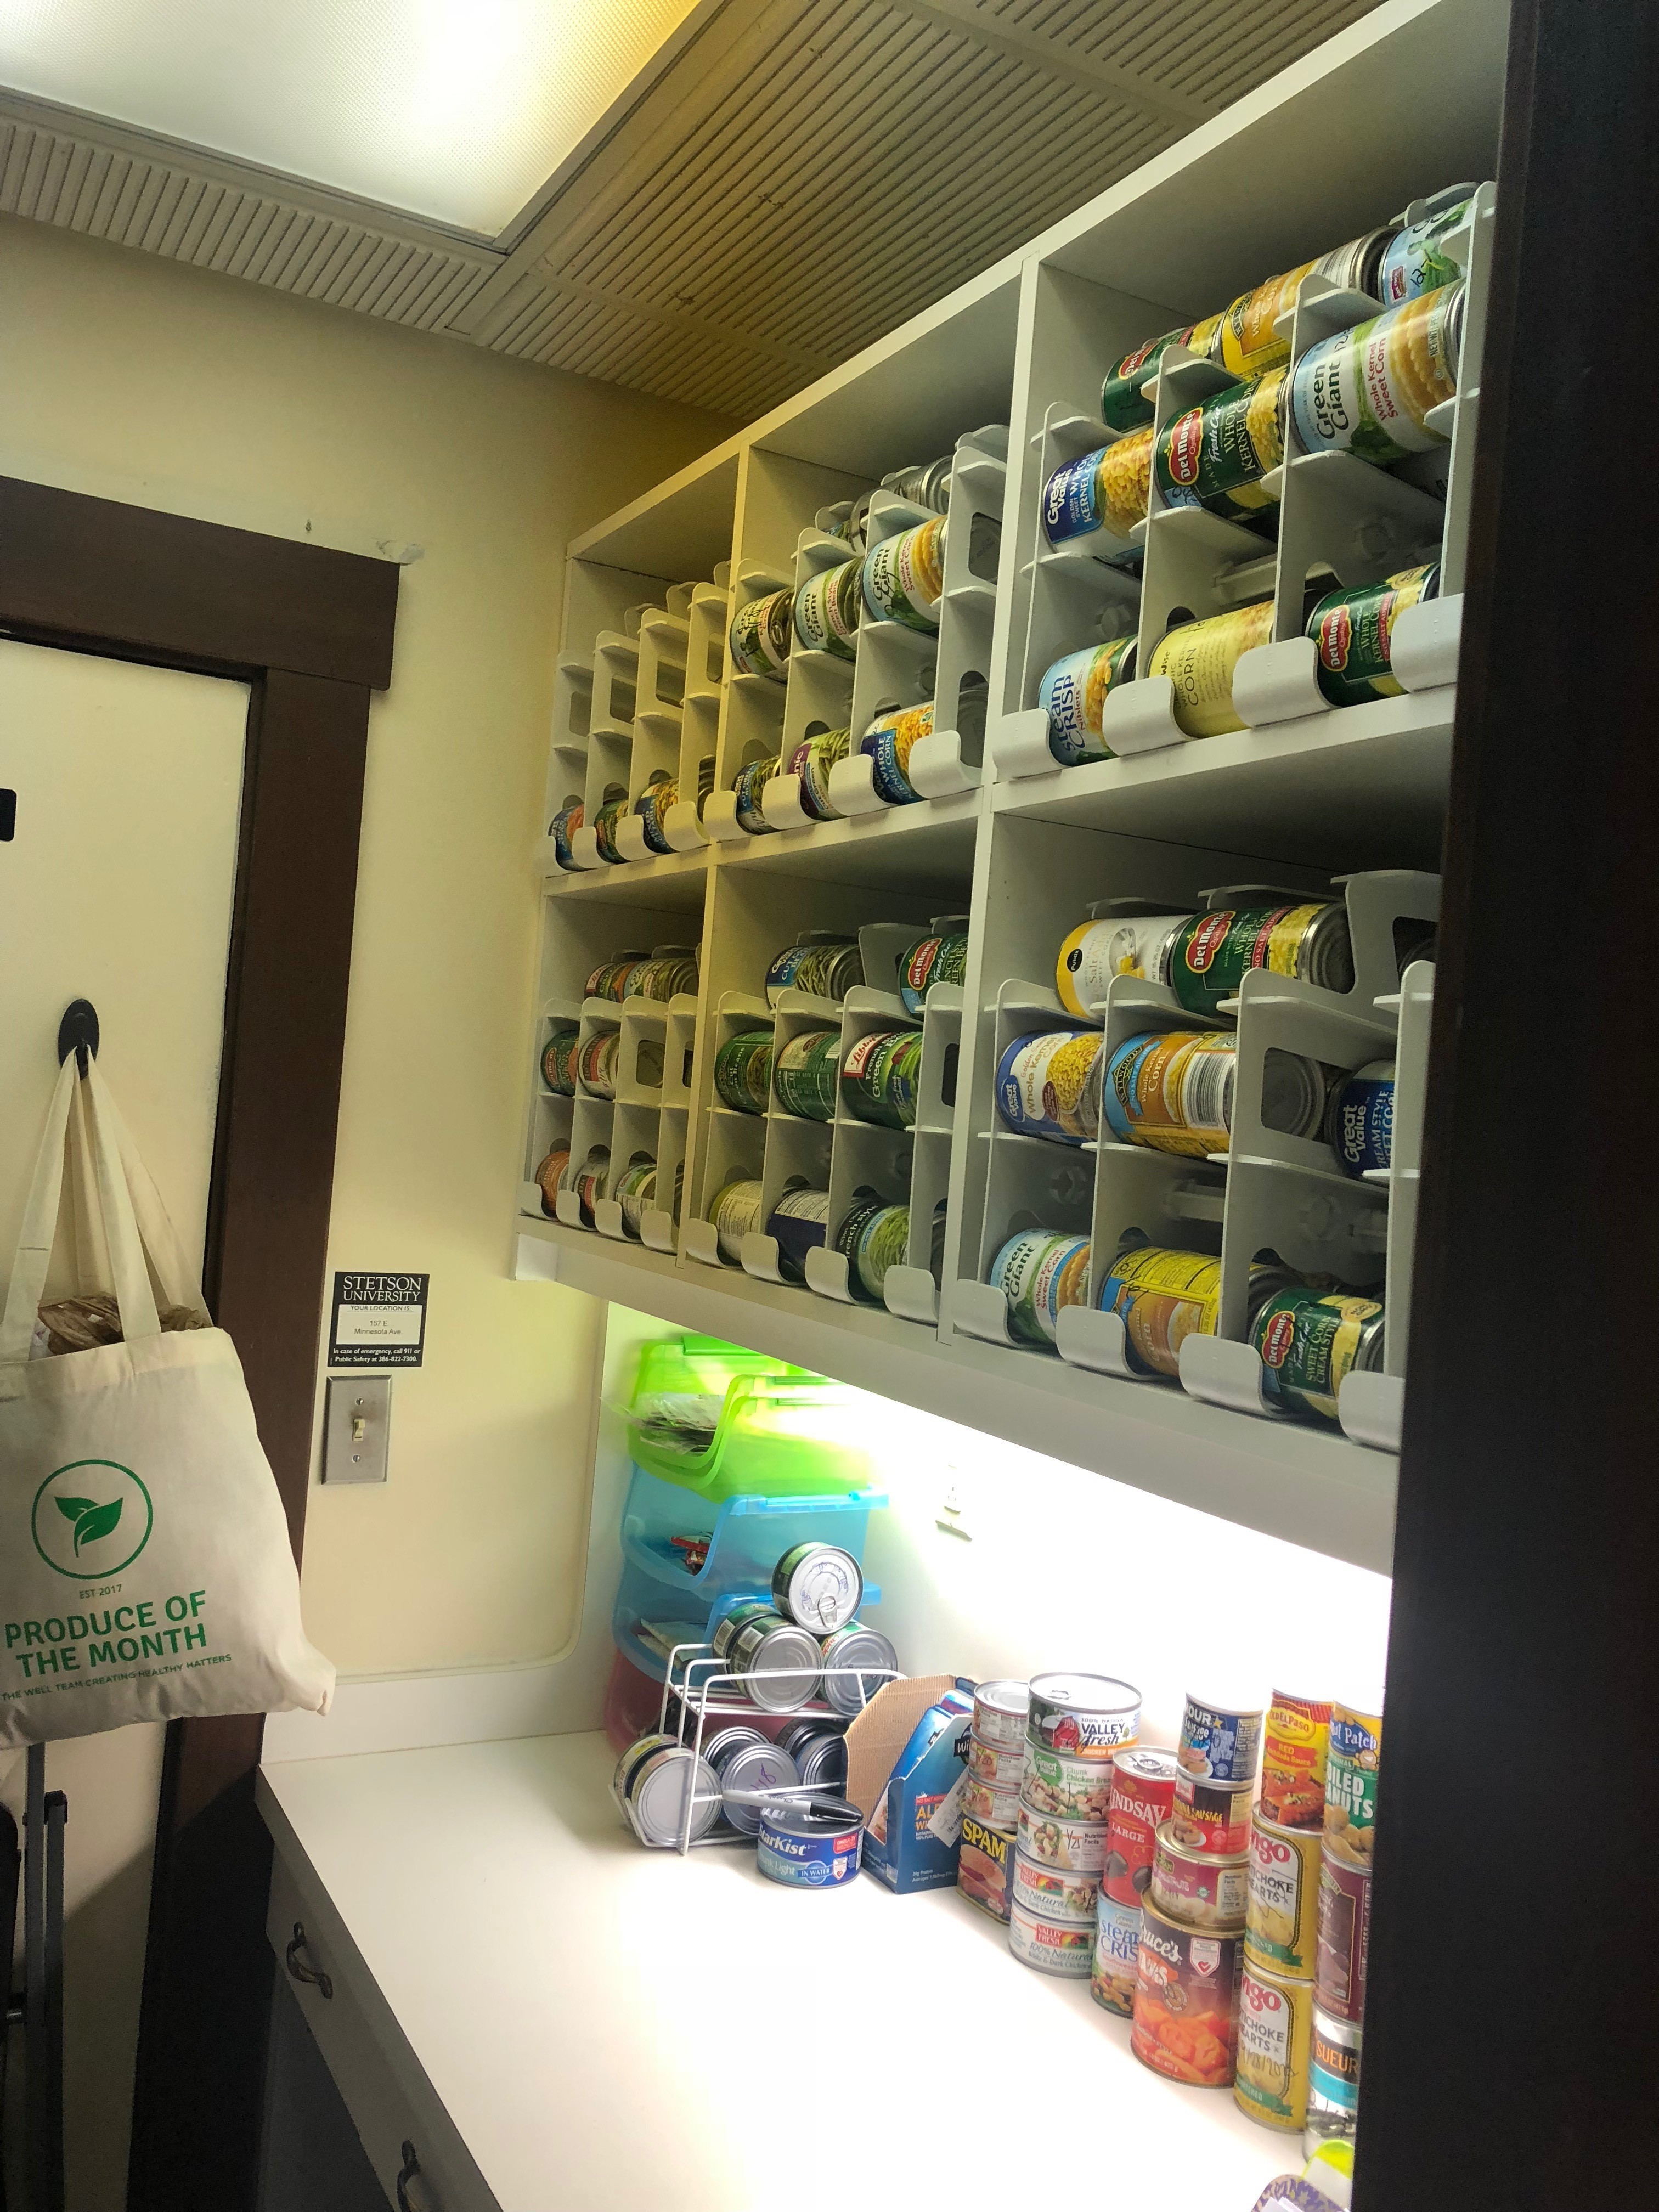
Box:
[995,1031,1103,1146]
[1290,282,1463,467]
[1155,369,1286,528]
[1148,600,1276,738]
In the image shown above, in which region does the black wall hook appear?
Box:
[57,1001,99,1078]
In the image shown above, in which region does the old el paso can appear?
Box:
[1169,902,1354,1016]
[840,1028,923,1129]
[1307,564,1439,707]
[1245,1810,1322,1977]
[1261,1691,1332,1831]
[1325,1060,1396,1178]
[756,1798,863,1888]
[1253,1288,1385,1424]
[1039,635,1136,767]
[1104,1746,1181,1906]
[1155,368,1286,531]
[1171,1771,1254,1857]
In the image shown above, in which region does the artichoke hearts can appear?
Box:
[1092,1892,1143,2017]
[1042,429,1152,545]
[707,1175,763,1263]
[772,1028,840,1120]
[713,1029,773,1115]
[958,1813,1017,1923]
[861,516,946,631]
[1245,1811,1322,1977]
[1155,370,1286,528]
[990,1231,1091,1347]
[732,754,780,834]
[858,702,933,804]
[840,1028,923,1128]
[1235,1961,1314,2130]
[1150,1823,1249,1931]
[787,726,850,819]
[1133,1898,1244,2087]
[792,558,862,659]
[995,1029,1104,1146]
[1252,1288,1385,1424]
[1056,912,1191,1018]
[766,1186,830,1281]
[1148,599,1276,738]
[1291,284,1463,467]
[1308,564,1439,706]
[729,588,794,679]
[1039,635,1136,766]
[897,930,968,1014]
[1168,901,1354,1016]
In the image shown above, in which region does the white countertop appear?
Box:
[260,1733,1297,2212]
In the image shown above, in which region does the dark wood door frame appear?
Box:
[0,475,399,2212]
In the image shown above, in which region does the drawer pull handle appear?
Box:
[397,2140,432,2212]
[284,1921,333,2001]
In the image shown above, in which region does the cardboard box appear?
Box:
[845,1675,976,1895]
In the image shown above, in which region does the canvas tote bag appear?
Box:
[0,1053,334,1746]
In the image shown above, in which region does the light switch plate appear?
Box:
[322,1375,392,1484]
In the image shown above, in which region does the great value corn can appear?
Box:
[1155,370,1286,529]
[989,1230,1091,1346]
[1291,284,1463,467]
[1148,600,1276,737]
[1245,1810,1322,1977]
[1097,1246,1239,1379]
[1252,1288,1385,1423]
[1325,1060,1396,1178]
[729,588,794,679]
[861,516,946,631]
[1235,1961,1314,2131]
[792,558,862,660]
[1307,565,1439,707]
[858,701,933,803]
[1167,902,1354,1015]
[1056,913,1193,1018]
[1039,635,1137,766]
[995,1030,1104,1146]
[1042,430,1153,545]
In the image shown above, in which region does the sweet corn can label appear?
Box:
[1325,1060,1395,1178]
[853,1203,909,1303]
[1101,324,1210,433]
[1315,1853,1372,2022]
[958,1813,1017,1923]
[792,558,862,659]
[1056,913,1189,1018]
[708,1176,763,1263]
[633,777,678,854]
[541,1031,578,1094]
[1042,429,1152,544]
[732,755,780,833]
[550,802,583,870]
[729,587,794,679]
[766,1187,830,1282]
[1261,1692,1332,1831]
[1235,1962,1314,2130]
[1022,1742,1115,1822]
[1308,564,1439,706]
[995,1030,1103,1146]
[990,1231,1091,1346]
[1040,635,1136,765]
[1133,1900,1243,2087]
[1380,199,1471,303]
[1102,1030,1235,1158]
[840,1028,923,1128]
[1092,1893,1143,2016]
[1220,261,1318,379]
[1098,1245,1224,1378]
[1168,904,1347,1017]
[1291,283,1463,466]
[1245,1812,1322,1977]
[1013,1850,1100,1925]
[858,702,933,803]
[787,726,849,819]
[772,1028,840,1120]
[1323,1704,1381,1870]
[1156,370,1286,527]
[1148,599,1276,738]
[861,516,946,631]
[1253,1288,1384,1423]
[898,932,967,1014]
[593,795,628,864]
[713,1029,772,1115]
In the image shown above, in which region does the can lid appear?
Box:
[630,1750,721,1847]
[1029,1671,1141,1715]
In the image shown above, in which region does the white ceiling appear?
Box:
[0,0,701,235]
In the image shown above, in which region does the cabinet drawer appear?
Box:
[267,1852,497,2212]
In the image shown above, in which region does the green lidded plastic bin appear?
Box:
[625,1334,872,1499]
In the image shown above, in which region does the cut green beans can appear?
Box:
[729,588,794,680]
[793,560,862,661]
[714,1030,773,1115]
[786,726,850,820]
[773,1027,841,1120]
[840,1029,923,1128]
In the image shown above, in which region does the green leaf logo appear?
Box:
[32,1461,152,1578]
[55,1497,96,1520]
[70,1497,123,1554]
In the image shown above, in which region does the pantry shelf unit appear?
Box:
[517,0,1510,1575]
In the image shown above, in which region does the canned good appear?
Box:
[541,1030,578,1094]
[623,950,699,1003]
[757,1798,863,1887]
[1253,1288,1385,1424]
[633,776,678,854]
[1246,1812,1323,1976]
[766,934,862,1006]
[729,588,794,680]
[585,954,647,1002]
[707,1176,763,1263]
[1236,1961,1315,2131]
[1104,1747,1182,1906]
[1056,913,1192,1018]
[840,1029,923,1128]
[858,702,933,804]
[1167,902,1354,1016]
[1178,1697,1264,1785]
[549,800,583,870]
[1028,1673,1141,1760]
[766,1186,830,1281]
[732,754,780,833]
[1148,599,1277,738]
[848,1201,909,1304]
[533,1146,570,1218]
[989,1230,1091,1347]
[1306,2008,1362,2132]
[1042,429,1153,545]
[1171,1771,1254,1857]
[619,1740,723,1847]
[1092,1892,1144,2016]
[1315,1853,1372,2023]
[968,1736,1025,1790]
[1323,1702,1381,1869]
[1292,284,1463,467]
[897,931,968,1014]
[611,1731,676,1819]
[710,1737,802,1836]
[787,1729,850,1793]
[714,1029,773,1115]
[964,1774,1023,1830]
[1099,1246,1289,1380]
[1380,196,1471,304]
[819,1625,896,1716]
[787,726,850,819]
[723,1613,822,1712]
[1020,1742,1115,1823]
[1017,1805,1109,1874]
[861,516,946,631]
[572,1151,608,1227]
[1155,369,1286,529]
[1325,1060,1396,1178]
[575,1030,619,1100]
[1039,636,1137,766]
[1013,1849,1100,1925]
[614,1160,656,1239]
[995,1030,1103,1146]
[1314,225,1398,300]
[701,1723,770,1770]
[958,1812,1017,1923]
[1217,262,1322,380]
[773,1542,863,1633]
[1101,321,1223,433]
[1261,1692,1333,1831]
[592,795,628,864]
[793,558,862,659]
[1151,1824,1249,1931]
[1307,565,1439,707]
[773,1028,840,1120]
[1133,1898,1245,2087]
[1103,1030,1302,1160]
[1008,1898,1095,1978]
[973,1680,1030,1752]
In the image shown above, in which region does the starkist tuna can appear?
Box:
[756,1798,863,1888]
[1235,1960,1314,2130]
[1008,1898,1095,1978]
[957,1813,1017,1923]
[1056,912,1193,1018]
[1133,1898,1244,2087]
[1105,1747,1181,1906]
[1027,1672,1141,1760]
[1307,565,1439,707]
[1246,1810,1323,1977]
[989,1231,1091,1347]
[1039,635,1136,766]
[1092,1892,1143,2017]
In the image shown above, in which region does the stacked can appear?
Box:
[1307,1700,1380,2157]
[957,1679,1028,1924]
[1237,1691,1332,2133]
[1130,1696,1256,2088]
[1094,1747,1179,2017]
[1008,1673,1139,1979]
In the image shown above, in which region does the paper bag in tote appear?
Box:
[0,1055,334,1747]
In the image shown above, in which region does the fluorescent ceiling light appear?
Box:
[0,0,701,236]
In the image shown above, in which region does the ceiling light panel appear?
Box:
[0,0,700,235]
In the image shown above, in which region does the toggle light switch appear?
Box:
[323,1376,392,1484]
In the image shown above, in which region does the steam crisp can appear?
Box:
[1167,902,1353,1015]
[1039,635,1136,766]
[996,1030,1104,1146]
[1252,1289,1385,1424]
[989,1231,1091,1346]
[1235,1960,1314,2130]
[793,558,862,659]
[1155,370,1286,529]
[1291,284,1463,467]
[1245,1811,1323,1977]
[1325,1060,1396,1178]
[729,587,794,679]
[1042,428,1152,544]
[1147,599,1276,738]
[1092,1893,1143,2017]
[1056,913,1191,1018]
[861,516,946,631]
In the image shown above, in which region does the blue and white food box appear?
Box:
[860,1679,976,1895]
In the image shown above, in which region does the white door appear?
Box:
[0,639,248,2212]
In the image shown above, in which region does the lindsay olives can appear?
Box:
[1325,1060,1396,1178]
[549,800,583,870]
[991,1232,1091,1347]
[757,1798,862,1887]
[1235,1961,1314,2130]
[792,558,862,659]
[732,755,780,833]
[773,1028,840,1120]
[1179,1697,1263,1785]
[788,726,849,819]
[1028,1673,1140,1761]
[1150,1824,1248,1931]
[1008,1899,1095,1978]
[1261,1692,1333,1832]
[1171,1772,1254,1857]
[714,1029,773,1115]
[1246,1811,1323,1977]
[958,1813,1017,1923]
[577,1029,619,1099]
[1147,599,1276,738]
[859,702,933,803]
[772,1542,862,1633]
[1013,1850,1100,1925]
[1252,1288,1385,1424]
[1056,912,1192,1018]
[593,795,628,864]
[1101,321,1222,433]
[1042,428,1153,545]
[634,776,678,854]
[1133,1900,1245,2087]
[1022,1742,1115,1824]
[1380,196,1471,302]
[1040,635,1137,766]
[996,1030,1104,1146]
[973,1680,1030,1752]
[1307,564,1438,707]
[1315,1853,1372,2022]
[1291,284,1463,466]
[1093,1894,1143,2016]
[1323,1702,1382,1872]
[541,1030,578,1094]
[861,516,946,631]
[840,1029,923,1128]
[1102,1030,1248,1159]
[1168,902,1354,1016]
[707,1176,763,1263]
[729,586,794,679]
[1105,1747,1181,1906]
[851,1203,909,1304]
[766,1186,830,1281]
[1155,369,1286,529]
[898,930,967,1014]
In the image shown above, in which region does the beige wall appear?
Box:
[0,213,735,1678]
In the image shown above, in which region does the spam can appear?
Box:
[1325,1060,1396,1178]
[1147,599,1276,738]
[957,1813,1017,1923]
[1171,1771,1254,1857]
[1102,1030,1252,1159]
[767,1187,830,1280]
[1291,284,1463,467]
[713,1028,773,1115]
[1028,1672,1140,1760]
[1308,564,1439,706]
[1315,1853,1372,2022]
[1260,1692,1332,1831]
[1039,635,1136,766]
[1155,369,1286,529]
[732,755,780,833]
[1235,1960,1315,2130]
[1150,1824,1248,1931]
[858,702,933,804]
[1167,901,1354,1016]
[787,726,849,819]
[897,930,968,1014]
[861,516,946,631]
[1092,1892,1143,2017]
[592,795,628,864]
[1104,1746,1181,1906]
[1323,1702,1382,1870]
[1178,1697,1263,1785]
[773,1028,840,1120]
[633,776,678,854]
[549,800,583,870]
[541,1030,578,1094]
[1132,1898,1244,2087]
[1008,1899,1095,1978]
[1245,1810,1322,1976]
[1380,196,1472,304]
[1253,1288,1385,1424]
[792,558,862,659]
[757,1799,863,1888]
[1013,1849,1100,1926]
[1056,912,1192,1018]
[1020,1741,1115,1823]
[707,1175,763,1263]
[990,1231,1091,1346]
[577,1029,619,1100]
[840,1028,923,1128]
[729,587,794,679]
[1042,428,1152,545]
[1101,319,1224,433]
[973,1679,1031,1752]
[996,1030,1104,1146]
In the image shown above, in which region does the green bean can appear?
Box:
[1168,904,1353,1015]
[729,588,794,680]
[714,1029,773,1116]
[1251,1287,1385,1424]
[614,1161,656,1239]
[541,1030,578,1094]
[708,1176,764,1263]
[898,932,967,1014]
[732,755,779,834]
[773,1028,841,1121]
[633,776,678,854]
[1306,565,1439,707]
[593,795,628,864]
[839,1029,924,1128]
[860,516,946,632]
[852,1203,910,1304]
[585,954,647,1003]
[792,560,862,661]
[787,726,850,820]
